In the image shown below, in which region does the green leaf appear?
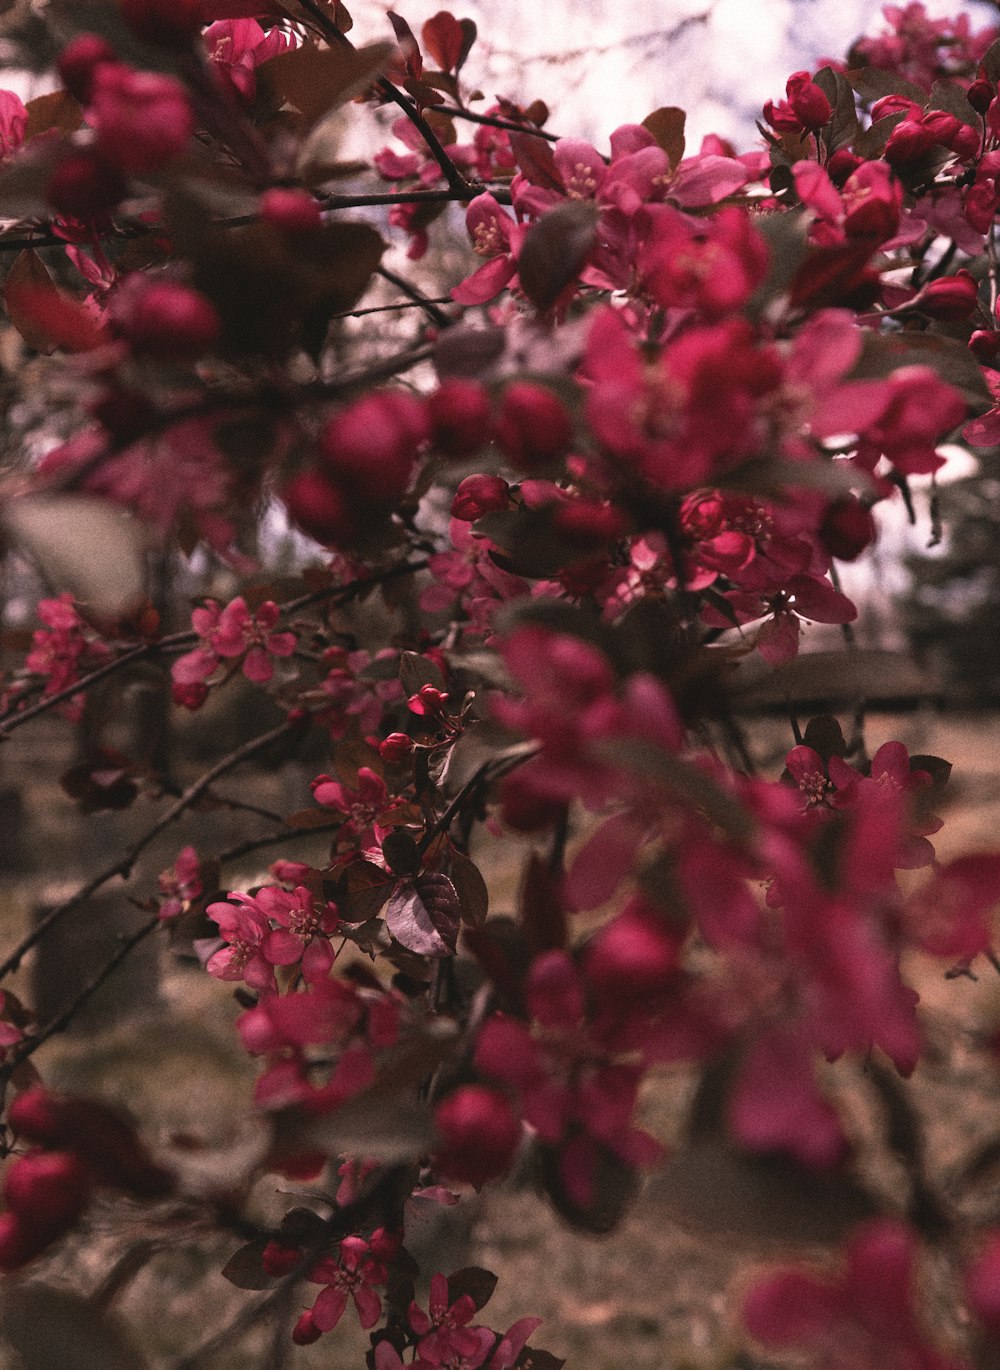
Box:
[3,495,147,621]
[1,1283,150,1370]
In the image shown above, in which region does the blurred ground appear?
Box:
[0,708,999,1367]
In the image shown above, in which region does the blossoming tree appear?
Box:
[2,0,1000,1365]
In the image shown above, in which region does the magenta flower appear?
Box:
[172,596,296,689]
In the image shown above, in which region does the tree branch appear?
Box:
[426,104,559,143]
[0,560,428,739]
[292,0,478,197]
[0,716,299,980]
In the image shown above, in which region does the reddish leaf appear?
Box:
[519,852,565,955]
[198,1,287,15]
[447,1267,498,1312]
[509,130,564,192]
[220,1241,275,1290]
[4,250,106,353]
[385,873,460,956]
[387,11,422,80]
[450,850,489,927]
[422,11,465,73]
[332,860,394,922]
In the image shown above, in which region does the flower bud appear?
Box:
[0,1212,48,1272]
[379,732,414,763]
[551,499,626,550]
[967,1231,1000,1333]
[495,382,573,470]
[89,66,194,175]
[788,74,831,131]
[968,78,995,114]
[115,281,221,361]
[914,269,979,321]
[884,119,935,166]
[319,392,428,501]
[259,188,322,237]
[584,904,679,997]
[451,474,511,520]
[172,680,209,710]
[826,149,862,185]
[7,1087,64,1145]
[3,1151,91,1236]
[281,469,353,547]
[292,1311,323,1345]
[46,150,127,220]
[819,496,877,562]
[57,34,116,103]
[434,1085,522,1187]
[970,329,1000,362]
[427,379,493,458]
[262,1240,301,1276]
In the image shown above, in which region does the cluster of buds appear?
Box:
[0,1087,173,1271]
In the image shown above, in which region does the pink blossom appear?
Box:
[172,596,296,689]
[0,90,26,159]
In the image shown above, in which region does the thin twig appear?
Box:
[0,560,428,740]
[426,103,559,143]
[293,0,477,197]
[0,717,298,980]
[0,911,162,1076]
[377,265,453,327]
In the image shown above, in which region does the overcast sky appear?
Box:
[351,0,994,146]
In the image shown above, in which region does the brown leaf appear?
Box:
[509,130,564,192]
[641,106,685,167]
[256,40,393,130]
[24,90,82,141]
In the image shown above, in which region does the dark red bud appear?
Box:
[968,78,995,114]
[281,469,353,547]
[427,379,493,458]
[46,150,127,220]
[56,34,116,103]
[451,474,511,520]
[259,188,322,237]
[434,1085,521,1187]
[495,382,573,470]
[819,496,876,562]
[379,732,414,763]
